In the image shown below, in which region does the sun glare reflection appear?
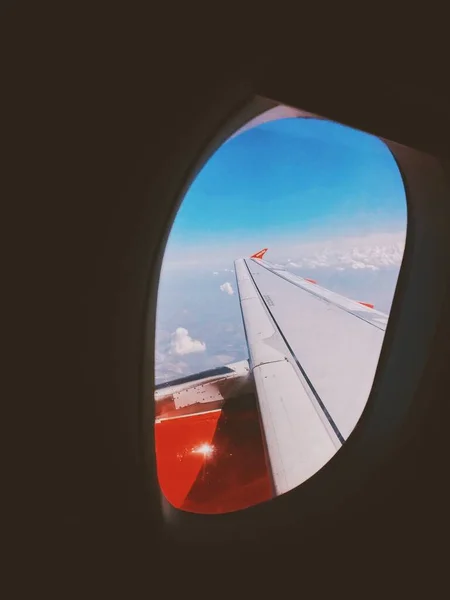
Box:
[191,443,215,457]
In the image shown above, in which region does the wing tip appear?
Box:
[251,248,268,259]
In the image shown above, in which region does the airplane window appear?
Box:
[154,109,407,514]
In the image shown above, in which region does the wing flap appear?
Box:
[253,360,337,495]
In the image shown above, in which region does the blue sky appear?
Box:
[156,115,407,383]
[167,117,406,253]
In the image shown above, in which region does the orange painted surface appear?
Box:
[304,278,317,284]
[251,248,268,259]
[155,410,222,508]
[359,301,374,309]
[155,404,272,514]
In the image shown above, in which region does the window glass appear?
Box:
[154,113,407,514]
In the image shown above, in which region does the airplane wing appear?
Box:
[154,248,388,512]
[235,248,388,495]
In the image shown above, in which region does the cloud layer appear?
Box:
[282,240,405,271]
[162,230,406,273]
[267,232,406,272]
[170,327,206,355]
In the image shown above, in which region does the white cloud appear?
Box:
[213,271,219,275]
[169,327,206,355]
[220,282,234,295]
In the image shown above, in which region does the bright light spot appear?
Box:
[192,443,215,457]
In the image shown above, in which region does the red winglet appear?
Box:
[305,278,317,284]
[359,301,374,309]
[251,248,268,259]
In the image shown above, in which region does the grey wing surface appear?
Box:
[235,255,388,495]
